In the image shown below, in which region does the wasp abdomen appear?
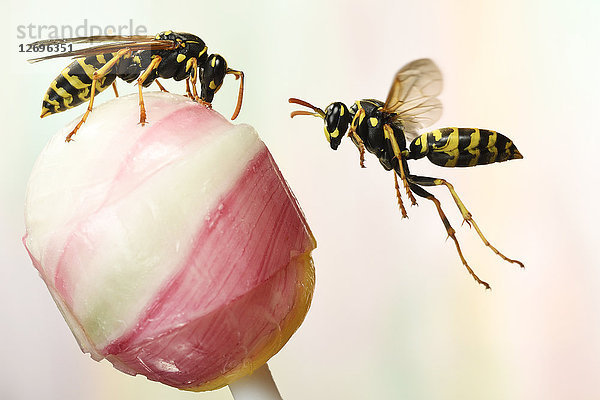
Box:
[409,127,523,167]
[41,54,118,117]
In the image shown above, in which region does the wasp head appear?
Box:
[200,54,228,103]
[199,54,244,120]
[289,98,352,150]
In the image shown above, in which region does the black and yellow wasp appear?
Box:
[289,58,523,289]
[29,30,244,141]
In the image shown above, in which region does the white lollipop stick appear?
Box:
[229,363,283,400]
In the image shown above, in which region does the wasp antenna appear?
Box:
[226,68,244,120]
[288,97,325,118]
[290,110,323,118]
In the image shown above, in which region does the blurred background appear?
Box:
[2,0,599,399]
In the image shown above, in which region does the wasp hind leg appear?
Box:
[65,48,131,142]
[409,175,524,269]
[65,80,99,142]
[409,182,490,289]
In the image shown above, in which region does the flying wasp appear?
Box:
[29,30,244,142]
[289,58,523,289]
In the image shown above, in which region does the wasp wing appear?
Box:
[28,35,157,46]
[382,58,443,140]
[391,97,443,141]
[27,40,176,63]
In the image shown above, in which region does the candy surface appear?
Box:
[24,92,316,390]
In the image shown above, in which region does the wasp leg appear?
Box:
[186,57,212,108]
[226,68,244,120]
[184,76,202,103]
[65,79,98,142]
[349,109,366,167]
[393,172,408,218]
[137,56,162,125]
[154,79,169,92]
[185,77,192,98]
[348,127,366,168]
[112,81,119,98]
[188,57,201,102]
[65,48,131,142]
[410,182,490,289]
[384,124,417,206]
[409,175,524,269]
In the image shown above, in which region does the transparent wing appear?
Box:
[391,97,442,140]
[28,35,156,46]
[382,58,443,140]
[27,40,176,63]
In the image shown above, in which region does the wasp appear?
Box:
[29,30,244,142]
[289,58,523,289]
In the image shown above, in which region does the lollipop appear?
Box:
[23,92,316,395]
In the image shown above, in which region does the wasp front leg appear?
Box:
[408,175,524,269]
[349,108,366,168]
[187,57,201,102]
[185,57,213,108]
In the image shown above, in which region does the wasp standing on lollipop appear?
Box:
[289,58,524,289]
[29,30,245,142]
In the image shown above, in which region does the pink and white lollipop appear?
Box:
[24,92,316,395]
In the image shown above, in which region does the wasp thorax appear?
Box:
[324,102,352,150]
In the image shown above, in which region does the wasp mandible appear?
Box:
[289,58,523,289]
[29,30,244,142]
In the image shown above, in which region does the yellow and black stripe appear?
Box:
[408,127,523,167]
[41,53,118,117]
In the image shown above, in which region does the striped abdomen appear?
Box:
[408,127,523,167]
[41,54,119,117]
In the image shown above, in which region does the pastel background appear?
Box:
[2,0,599,399]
